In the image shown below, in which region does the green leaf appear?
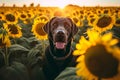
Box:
[55,67,82,80]
[27,48,42,67]
[11,62,29,80]
[9,44,29,52]
[0,62,29,80]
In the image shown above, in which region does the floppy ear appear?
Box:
[67,17,78,36]
[72,22,78,36]
[43,17,57,34]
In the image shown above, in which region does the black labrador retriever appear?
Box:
[42,17,78,80]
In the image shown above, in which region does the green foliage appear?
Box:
[0,62,29,80]
[9,44,29,52]
[55,67,82,80]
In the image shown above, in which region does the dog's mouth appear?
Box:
[55,42,66,49]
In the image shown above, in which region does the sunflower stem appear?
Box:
[4,46,9,66]
[42,40,46,55]
[13,38,17,44]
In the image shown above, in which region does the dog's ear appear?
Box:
[43,17,57,33]
[67,17,78,36]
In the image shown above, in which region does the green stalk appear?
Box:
[4,46,9,66]
[42,40,46,55]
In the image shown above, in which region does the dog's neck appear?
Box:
[49,39,72,60]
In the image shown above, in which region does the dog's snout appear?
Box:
[56,30,65,35]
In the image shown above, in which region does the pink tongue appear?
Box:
[55,42,65,49]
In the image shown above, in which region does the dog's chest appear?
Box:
[55,60,65,67]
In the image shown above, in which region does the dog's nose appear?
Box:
[56,30,65,35]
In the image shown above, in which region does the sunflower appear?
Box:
[0,28,11,48]
[27,11,34,19]
[103,9,111,15]
[87,14,98,27]
[73,29,120,80]
[18,12,28,21]
[53,9,65,17]
[93,14,115,33]
[31,15,48,40]
[0,14,5,21]
[4,12,18,24]
[114,17,120,27]
[34,15,49,23]
[96,9,103,16]
[3,23,22,38]
[71,16,83,27]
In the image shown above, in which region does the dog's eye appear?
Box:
[53,22,58,27]
[64,22,69,27]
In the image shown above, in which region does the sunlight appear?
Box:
[58,4,66,9]
[56,2,66,9]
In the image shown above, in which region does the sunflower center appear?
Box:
[0,16,2,19]
[28,14,31,18]
[116,19,120,24]
[97,16,112,28]
[6,14,15,22]
[21,14,26,18]
[90,15,94,18]
[85,44,119,78]
[73,18,78,23]
[90,18,95,24]
[8,24,18,34]
[104,10,109,14]
[35,23,46,36]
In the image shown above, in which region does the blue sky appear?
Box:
[0,0,120,7]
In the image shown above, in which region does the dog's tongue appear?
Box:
[55,42,65,49]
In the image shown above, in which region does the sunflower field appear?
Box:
[0,4,120,80]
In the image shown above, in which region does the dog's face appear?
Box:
[43,17,78,50]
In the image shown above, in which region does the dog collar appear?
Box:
[49,48,72,60]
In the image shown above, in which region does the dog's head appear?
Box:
[43,17,78,50]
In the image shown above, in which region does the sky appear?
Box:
[0,0,120,7]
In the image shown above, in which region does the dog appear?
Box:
[42,17,78,80]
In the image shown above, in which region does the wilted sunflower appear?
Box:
[0,28,11,48]
[32,15,48,40]
[3,23,22,38]
[93,14,115,33]
[73,29,120,80]
[71,16,83,27]
[114,17,120,27]
[4,12,18,24]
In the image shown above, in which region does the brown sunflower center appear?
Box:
[0,16,2,19]
[104,10,109,14]
[85,44,119,78]
[28,14,31,18]
[96,16,112,28]
[5,14,15,22]
[90,15,94,18]
[90,18,95,24]
[73,18,78,23]
[8,24,18,34]
[21,14,27,18]
[35,23,46,36]
[116,19,120,24]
